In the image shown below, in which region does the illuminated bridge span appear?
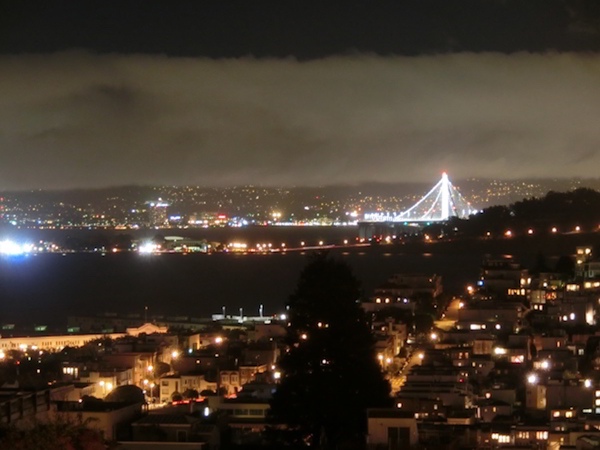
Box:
[364,173,476,223]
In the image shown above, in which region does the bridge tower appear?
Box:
[362,172,475,223]
[441,172,450,220]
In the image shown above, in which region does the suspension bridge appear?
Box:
[362,172,476,225]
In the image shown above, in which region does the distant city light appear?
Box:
[527,373,539,385]
[0,239,34,256]
[138,242,158,254]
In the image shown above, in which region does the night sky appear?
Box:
[1,1,600,190]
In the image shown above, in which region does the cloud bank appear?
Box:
[1,52,599,189]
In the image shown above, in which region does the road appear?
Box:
[389,297,462,395]
[433,297,462,331]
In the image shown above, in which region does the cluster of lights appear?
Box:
[99,380,114,393]
[493,225,588,238]
[560,313,577,322]
[0,239,34,256]
[228,242,248,250]
[256,243,273,250]
[138,242,159,254]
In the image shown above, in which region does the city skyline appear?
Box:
[1,2,600,190]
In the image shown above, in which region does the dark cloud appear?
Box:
[0,51,599,189]
[2,1,599,57]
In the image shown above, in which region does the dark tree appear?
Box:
[182,389,199,400]
[269,253,391,448]
[530,252,551,276]
[0,417,109,450]
[555,255,576,280]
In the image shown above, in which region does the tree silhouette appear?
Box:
[182,389,199,400]
[555,255,575,280]
[0,417,108,450]
[269,253,391,448]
